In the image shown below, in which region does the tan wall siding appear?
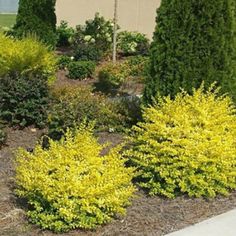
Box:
[56,0,161,39]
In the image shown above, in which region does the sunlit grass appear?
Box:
[0,14,16,31]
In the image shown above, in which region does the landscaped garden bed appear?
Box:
[0,0,236,235]
[0,127,235,236]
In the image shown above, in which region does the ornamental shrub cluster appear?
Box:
[10,3,236,234]
[73,13,114,54]
[126,86,236,198]
[97,57,148,92]
[144,0,236,104]
[13,0,57,47]
[98,62,130,91]
[48,85,131,140]
[0,34,56,127]
[15,125,135,232]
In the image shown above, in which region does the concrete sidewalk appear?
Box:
[165,209,236,236]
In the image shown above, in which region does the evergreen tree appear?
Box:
[144,0,236,104]
[13,0,57,47]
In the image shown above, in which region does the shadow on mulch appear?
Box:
[0,128,235,236]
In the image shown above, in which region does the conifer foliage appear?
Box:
[14,0,57,47]
[144,0,236,104]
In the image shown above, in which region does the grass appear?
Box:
[0,14,16,30]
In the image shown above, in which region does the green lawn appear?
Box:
[0,14,16,29]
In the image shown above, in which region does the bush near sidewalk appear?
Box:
[127,85,236,198]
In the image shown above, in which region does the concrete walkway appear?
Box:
[165,209,236,236]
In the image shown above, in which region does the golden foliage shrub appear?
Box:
[15,124,135,232]
[0,33,56,80]
[126,86,236,198]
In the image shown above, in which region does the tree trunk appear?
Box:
[112,0,118,63]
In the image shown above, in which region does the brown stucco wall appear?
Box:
[56,0,161,39]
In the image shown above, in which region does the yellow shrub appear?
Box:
[126,85,236,198]
[15,124,135,232]
[0,33,56,80]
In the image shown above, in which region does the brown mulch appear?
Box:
[54,68,144,97]
[0,128,235,236]
[54,70,96,89]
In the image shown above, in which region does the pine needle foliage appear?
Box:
[13,0,57,47]
[144,0,236,105]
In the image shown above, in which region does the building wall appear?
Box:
[56,0,161,39]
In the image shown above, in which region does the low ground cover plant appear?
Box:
[15,124,135,232]
[48,85,130,140]
[67,61,96,80]
[97,57,148,92]
[97,62,130,91]
[126,85,236,198]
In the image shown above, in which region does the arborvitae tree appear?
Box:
[13,0,57,47]
[144,0,236,104]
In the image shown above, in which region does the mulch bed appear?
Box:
[0,128,235,236]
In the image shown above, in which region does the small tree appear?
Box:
[144,0,236,105]
[13,0,57,47]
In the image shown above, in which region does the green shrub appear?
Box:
[13,0,57,47]
[0,34,56,81]
[56,21,74,47]
[125,56,149,77]
[73,13,114,54]
[74,44,102,62]
[115,97,142,128]
[144,0,236,105]
[67,61,96,80]
[117,31,150,56]
[15,125,136,232]
[97,58,149,92]
[126,86,236,198]
[48,85,129,140]
[57,55,73,70]
[97,62,130,91]
[0,73,49,127]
